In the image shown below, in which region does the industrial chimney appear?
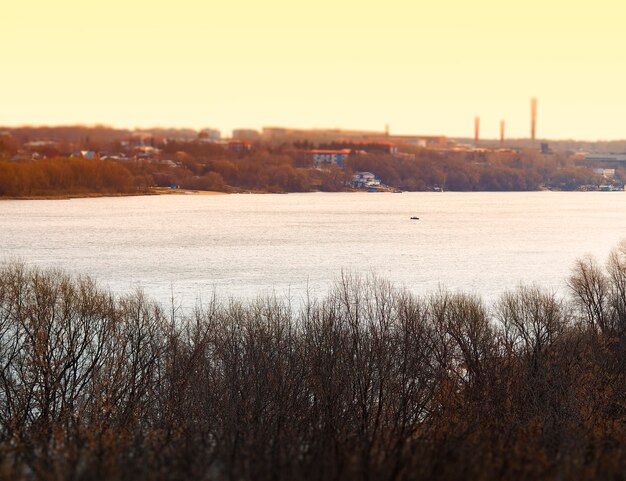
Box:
[500,120,505,144]
[531,97,537,141]
[474,116,480,144]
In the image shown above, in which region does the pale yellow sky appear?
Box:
[2,0,625,139]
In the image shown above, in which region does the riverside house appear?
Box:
[352,172,381,190]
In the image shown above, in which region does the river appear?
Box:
[1,192,625,309]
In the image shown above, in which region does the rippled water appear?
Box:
[1,192,625,309]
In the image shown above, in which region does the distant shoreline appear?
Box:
[2,188,625,200]
[0,187,228,201]
[149,187,227,196]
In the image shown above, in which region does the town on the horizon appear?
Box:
[2,98,626,197]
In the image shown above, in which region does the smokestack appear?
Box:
[500,120,505,144]
[474,116,480,144]
[531,97,537,141]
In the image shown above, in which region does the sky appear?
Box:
[2,0,626,140]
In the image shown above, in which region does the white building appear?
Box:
[585,153,626,163]
[353,172,381,189]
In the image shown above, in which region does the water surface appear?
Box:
[1,192,624,309]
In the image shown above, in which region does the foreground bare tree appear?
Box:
[3,246,626,480]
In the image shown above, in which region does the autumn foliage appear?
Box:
[345,149,603,191]
[1,124,614,196]
[0,158,142,197]
[3,243,626,479]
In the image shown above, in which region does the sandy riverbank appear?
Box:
[0,188,228,200]
[150,187,226,196]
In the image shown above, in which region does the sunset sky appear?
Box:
[2,0,625,140]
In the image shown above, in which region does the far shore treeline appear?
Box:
[0,125,622,197]
[4,243,626,479]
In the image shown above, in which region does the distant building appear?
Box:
[593,168,616,178]
[199,128,221,141]
[309,149,350,167]
[585,153,626,163]
[232,129,260,140]
[344,140,398,154]
[263,127,383,142]
[157,159,179,167]
[387,135,447,148]
[100,154,135,162]
[70,150,97,160]
[121,135,167,148]
[132,146,161,160]
[24,140,57,149]
[228,140,252,153]
[393,152,416,161]
[353,172,381,189]
[261,126,447,147]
